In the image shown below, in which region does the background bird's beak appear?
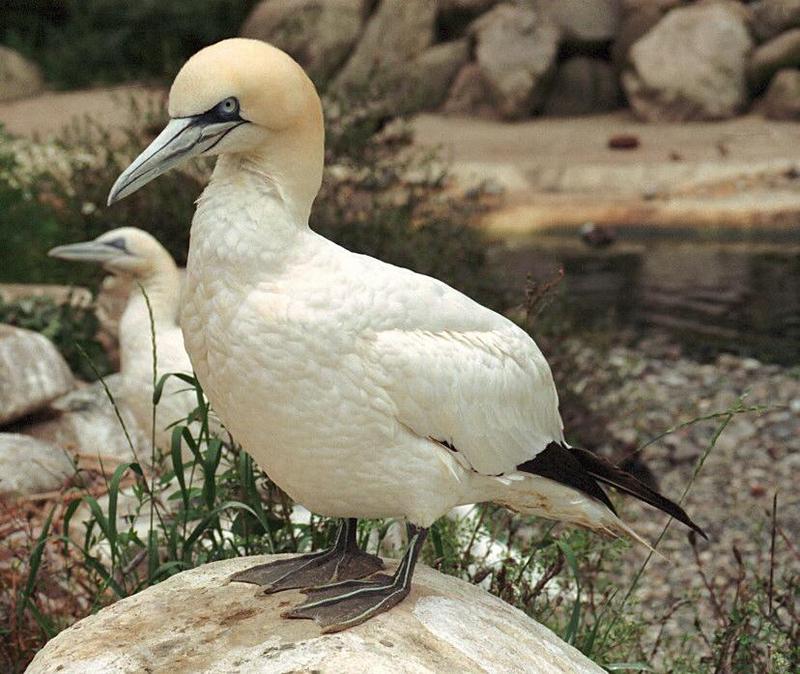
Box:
[107,116,242,205]
[48,241,123,263]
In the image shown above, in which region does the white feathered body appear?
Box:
[182,162,625,532]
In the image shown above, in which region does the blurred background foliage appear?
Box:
[0,92,509,312]
[0,0,260,88]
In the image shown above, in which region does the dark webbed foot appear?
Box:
[283,525,428,633]
[229,518,383,594]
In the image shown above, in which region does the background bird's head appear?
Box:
[107,38,324,211]
[48,227,174,279]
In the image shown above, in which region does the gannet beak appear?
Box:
[48,240,127,262]
[107,115,244,205]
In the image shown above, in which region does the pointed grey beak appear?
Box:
[48,240,127,263]
[107,116,244,205]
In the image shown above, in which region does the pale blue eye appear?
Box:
[217,97,239,119]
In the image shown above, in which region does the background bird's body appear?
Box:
[50,227,200,448]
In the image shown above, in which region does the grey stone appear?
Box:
[443,63,499,118]
[0,325,74,426]
[762,68,800,119]
[27,555,605,674]
[0,45,43,102]
[392,40,471,115]
[333,0,437,94]
[543,57,621,116]
[240,0,365,89]
[751,0,800,41]
[21,375,148,465]
[471,4,561,119]
[623,3,753,121]
[748,29,800,91]
[535,0,621,47]
[0,433,73,495]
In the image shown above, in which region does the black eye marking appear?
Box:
[103,237,129,252]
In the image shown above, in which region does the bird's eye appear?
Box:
[216,97,240,120]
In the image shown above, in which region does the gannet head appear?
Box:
[49,227,174,278]
[107,38,324,212]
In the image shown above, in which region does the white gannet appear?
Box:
[49,228,199,448]
[107,39,705,633]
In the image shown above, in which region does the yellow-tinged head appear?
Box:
[108,39,324,211]
[48,227,176,279]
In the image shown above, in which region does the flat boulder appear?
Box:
[623,3,753,121]
[0,433,73,495]
[0,45,43,102]
[0,325,74,426]
[471,4,560,119]
[27,555,604,674]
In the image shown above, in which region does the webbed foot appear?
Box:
[282,525,428,632]
[229,518,383,594]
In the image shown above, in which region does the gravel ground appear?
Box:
[558,335,799,660]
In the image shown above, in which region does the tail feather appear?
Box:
[517,442,707,540]
[568,446,708,540]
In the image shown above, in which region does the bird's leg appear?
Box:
[229,518,384,593]
[282,524,428,633]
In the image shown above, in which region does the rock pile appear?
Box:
[241,0,800,121]
[0,324,146,496]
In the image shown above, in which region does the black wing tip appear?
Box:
[567,445,709,540]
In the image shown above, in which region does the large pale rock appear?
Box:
[240,0,365,88]
[0,45,43,102]
[471,4,560,119]
[623,3,753,121]
[748,29,800,90]
[751,0,800,41]
[535,0,621,47]
[27,555,604,674]
[333,0,437,94]
[0,325,74,426]
[20,374,148,464]
[543,57,620,116]
[762,68,800,119]
[0,433,73,495]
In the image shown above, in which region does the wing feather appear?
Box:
[365,325,563,476]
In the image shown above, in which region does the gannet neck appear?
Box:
[209,108,324,226]
[191,152,318,276]
[130,252,182,324]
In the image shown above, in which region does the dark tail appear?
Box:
[519,443,708,539]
